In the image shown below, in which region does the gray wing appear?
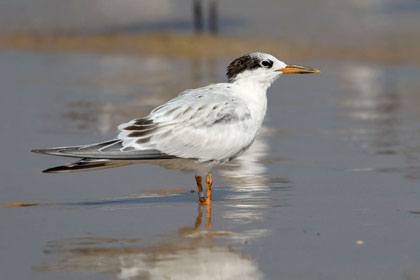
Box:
[32,139,174,160]
[118,84,254,162]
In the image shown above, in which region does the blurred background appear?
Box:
[1,1,420,280]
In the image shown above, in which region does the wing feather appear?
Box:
[32,139,174,159]
[118,84,255,162]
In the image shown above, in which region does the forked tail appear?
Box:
[42,159,132,173]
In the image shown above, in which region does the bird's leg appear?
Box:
[206,173,213,204]
[195,175,206,203]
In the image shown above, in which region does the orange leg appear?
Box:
[206,173,213,204]
[195,175,206,203]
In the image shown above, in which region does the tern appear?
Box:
[32,53,319,204]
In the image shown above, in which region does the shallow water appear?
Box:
[1,49,420,280]
[1,1,420,279]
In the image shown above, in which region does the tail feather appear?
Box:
[32,139,174,160]
[42,159,132,173]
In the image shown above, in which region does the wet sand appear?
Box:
[1,0,420,279]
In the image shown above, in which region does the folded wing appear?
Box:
[118,84,253,162]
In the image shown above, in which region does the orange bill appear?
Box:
[276,64,320,74]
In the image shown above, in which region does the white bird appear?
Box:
[32,52,319,204]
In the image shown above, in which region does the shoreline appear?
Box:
[0,32,419,64]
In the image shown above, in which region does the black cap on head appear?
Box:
[226,54,273,81]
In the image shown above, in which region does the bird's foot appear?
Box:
[198,196,212,205]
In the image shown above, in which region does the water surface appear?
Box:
[1,1,420,279]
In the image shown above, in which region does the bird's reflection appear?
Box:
[35,204,263,280]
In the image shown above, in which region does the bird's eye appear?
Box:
[261,60,272,68]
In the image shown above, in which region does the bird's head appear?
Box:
[226,52,320,88]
